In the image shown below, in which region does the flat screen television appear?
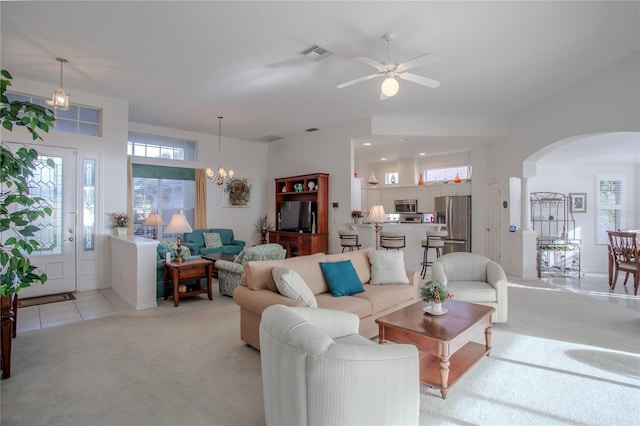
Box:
[278,201,316,233]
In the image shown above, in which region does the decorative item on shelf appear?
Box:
[281,185,287,192]
[164,211,192,263]
[351,210,364,224]
[111,212,129,237]
[142,212,165,240]
[206,116,234,185]
[366,205,386,249]
[420,280,453,315]
[454,173,461,183]
[308,181,316,190]
[46,58,70,110]
[255,214,274,244]
[294,183,304,192]
[367,170,378,187]
[418,173,425,185]
[442,178,449,184]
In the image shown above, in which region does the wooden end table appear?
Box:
[163,258,213,307]
[376,300,495,399]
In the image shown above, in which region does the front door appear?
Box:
[8,144,77,298]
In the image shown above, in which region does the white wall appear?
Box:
[268,119,371,254]
[490,52,640,276]
[128,122,269,247]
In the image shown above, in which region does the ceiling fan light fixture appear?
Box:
[381,77,399,97]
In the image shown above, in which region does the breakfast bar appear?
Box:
[351,223,444,272]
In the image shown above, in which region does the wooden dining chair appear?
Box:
[607,230,639,295]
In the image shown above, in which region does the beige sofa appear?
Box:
[233,247,419,350]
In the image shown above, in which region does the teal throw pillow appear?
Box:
[319,260,364,297]
[203,232,223,248]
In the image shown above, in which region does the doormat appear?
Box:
[18,292,76,308]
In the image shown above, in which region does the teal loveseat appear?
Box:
[182,228,245,255]
[155,240,206,298]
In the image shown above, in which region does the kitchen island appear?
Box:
[351,222,445,273]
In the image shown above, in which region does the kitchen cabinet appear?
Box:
[360,183,471,214]
[380,189,395,214]
[440,182,471,196]
[417,185,440,214]
[361,188,380,212]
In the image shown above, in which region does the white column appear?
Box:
[520,177,531,231]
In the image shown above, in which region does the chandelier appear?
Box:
[46,58,70,110]
[206,116,234,185]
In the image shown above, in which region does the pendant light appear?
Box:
[46,58,70,110]
[206,116,234,185]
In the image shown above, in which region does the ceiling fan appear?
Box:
[337,33,441,99]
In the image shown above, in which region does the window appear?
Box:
[128,132,197,161]
[425,165,470,183]
[596,175,623,244]
[82,159,96,252]
[384,172,398,185]
[5,92,101,137]
[131,164,195,239]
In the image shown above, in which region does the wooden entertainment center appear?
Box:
[268,173,329,257]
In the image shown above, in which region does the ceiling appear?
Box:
[1,1,639,163]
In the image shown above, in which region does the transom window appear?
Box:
[384,172,398,185]
[5,91,101,137]
[128,132,197,161]
[425,166,470,183]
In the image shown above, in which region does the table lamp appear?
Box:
[164,212,192,263]
[142,213,165,240]
[367,205,386,249]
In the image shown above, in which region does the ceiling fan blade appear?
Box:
[337,73,382,89]
[356,56,386,71]
[380,91,390,101]
[398,72,441,88]
[395,53,437,73]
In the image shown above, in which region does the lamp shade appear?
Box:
[164,212,192,234]
[142,213,165,227]
[367,205,386,223]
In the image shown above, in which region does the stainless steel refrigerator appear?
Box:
[434,195,471,254]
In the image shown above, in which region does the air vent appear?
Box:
[257,135,284,142]
[305,128,319,132]
[299,45,332,61]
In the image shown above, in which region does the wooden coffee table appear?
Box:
[376,300,495,399]
[163,258,213,307]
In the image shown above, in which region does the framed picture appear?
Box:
[570,193,586,213]
[223,178,252,208]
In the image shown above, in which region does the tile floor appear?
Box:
[15,271,639,334]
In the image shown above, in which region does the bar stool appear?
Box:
[379,231,406,251]
[420,230,447,278]
[338,230,361,252]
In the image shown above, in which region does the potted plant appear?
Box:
[111,213,129,237]
[420,280,453,314]
[1,69,56,298]
[255,214,273,245]
[351,210,364,224]
[1,69,55,378]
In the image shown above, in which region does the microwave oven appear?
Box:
[394,199,418,214]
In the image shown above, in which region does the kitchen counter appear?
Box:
[351,223,445,274]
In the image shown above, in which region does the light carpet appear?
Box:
[0,280,638,426]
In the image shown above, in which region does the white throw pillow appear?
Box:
[272,267,318,308]
[368,250,410,285]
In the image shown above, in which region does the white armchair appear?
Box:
[259,305,420,426]
[431,252,508,323]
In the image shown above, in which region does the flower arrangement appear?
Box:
[111,212,129,228]
[255,214,274,234]
[420,280,453,304]
[351,210,364,218]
